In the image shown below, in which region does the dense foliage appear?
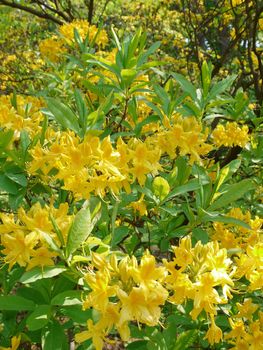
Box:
[0,1,262,349]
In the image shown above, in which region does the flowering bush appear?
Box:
[0,19,262,350]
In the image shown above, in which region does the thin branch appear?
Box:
[34,0,72,22]
[0,0,64,24]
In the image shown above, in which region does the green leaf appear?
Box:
[20,266,66,284]
[208,75,236,100]
[9,188,26,210]
[42,320,67,350]
[111,26,122,51]
[201,212,252,229]
[137,41,161,67]
[74,88,88,131]
[111,226,129,246]
[46,98,80,134]
[192,227,209,244]
[134,115,159,136]
[49,214,65,247]
[208,179,255,211]
[66,206,94,257]
[0,174,19,194]
[0,295,35,311]
[26,305,51,331]
[87,110,99,126]
[152,176,170,200]
[5,172,27,187]
[51,290,82,306]
[61,305,92,325]
[213,159,241,198]
[201,61,212,98]
[127,341,148,349]
[17,287,47,305]
[174,330,198,350]
[127,28,142,64]
[121,68,137,86]
[0,129,14,149]
[163,178,209,202]
[38,230,62,255]
[172,73,197,100]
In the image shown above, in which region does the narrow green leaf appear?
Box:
[38,230,62,255]
[111,26,122,51]
[201,211,252,229]
[208,75,236,100]
[137,41,161,67]
[111,226,129,246]
[46,98,80,134]
[201,61,211,98]
[208,179,255,211]
[172,73,197,100]
[163,178,209,202]
[49,214,65,247]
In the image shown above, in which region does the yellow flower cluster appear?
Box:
[28,116,211,198]
[235,242,263,291]
[212,207,263,249]
[75,250,168,349]
[211,122,249,148]
[75,236,262,349]
[0,94,44,138]
[0,202,72,270]
[39,20,108,63]
[164,237,234,320]
[59,20,108,48]
[225,299,263,349]
[39,37,67,63]
[154,114,212,163]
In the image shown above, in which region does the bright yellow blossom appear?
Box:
[0,335,21,350]
[205,314,223,345]
[212,122,249,148]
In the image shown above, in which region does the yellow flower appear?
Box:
[26,246,58,271]
[39,37,66,62]
[225,318,247,340]
[1,231,39,270]
[172,236,193,268]
[59,20,108,47]
[118,286,163,326]
[75,319,104,350]
[212,122,249,148]
[128,194,148,216]
[0,335,21,350]
[83,270,117,312]
[191,273,222,320]
[205,314,223,345]
[236,299,259,319]
[235,243,263,291]
[131,250,167,284]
